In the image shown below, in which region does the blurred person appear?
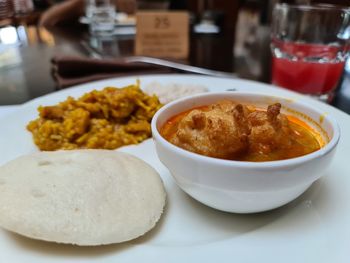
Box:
[39,0,84,26]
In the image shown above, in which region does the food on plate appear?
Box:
[160,100,322,161]
[0,150,166,246]
[27,83,162,151]
[144,81,208,104]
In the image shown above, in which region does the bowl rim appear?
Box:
[151,91,341,169]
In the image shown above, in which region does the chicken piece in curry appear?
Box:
[160,100,322,162]
[247,103,293,155]
[168,101,250,159]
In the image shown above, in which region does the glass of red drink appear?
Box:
[271,4,350,102]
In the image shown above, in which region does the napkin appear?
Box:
[51,55,175,88]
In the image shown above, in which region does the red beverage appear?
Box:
[272,41,346,95]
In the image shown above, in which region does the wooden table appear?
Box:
[0,24,349,114]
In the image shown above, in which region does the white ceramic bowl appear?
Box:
[151,92,340,213]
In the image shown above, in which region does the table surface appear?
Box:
[0,23,349,114]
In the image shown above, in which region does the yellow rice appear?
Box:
[27,82,162,151]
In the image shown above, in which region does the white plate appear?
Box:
[0,75,349,263]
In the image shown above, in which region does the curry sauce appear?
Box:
[160,102,322,162]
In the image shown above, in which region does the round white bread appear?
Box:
[0,150,166,246]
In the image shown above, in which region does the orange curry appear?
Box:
[160,100,322,162]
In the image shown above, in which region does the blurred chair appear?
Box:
[13,0,34,14]
[0,0,14,27]
[1,0,42,27]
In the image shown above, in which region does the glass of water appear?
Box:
[88,0,116,36]
[271,4,350,102]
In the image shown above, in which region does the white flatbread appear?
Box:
[0,150,166,246]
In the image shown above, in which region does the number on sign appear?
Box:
[155,16,170,29]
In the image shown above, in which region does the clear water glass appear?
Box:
[85,0,95,19]
[271,4,350,103]
[87,0,116,36]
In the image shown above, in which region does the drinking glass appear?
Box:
[271,4,350,102]
[88,0,116,36]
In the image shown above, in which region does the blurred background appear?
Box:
[0,0,349,109]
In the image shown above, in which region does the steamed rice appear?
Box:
[144,81,208,104]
